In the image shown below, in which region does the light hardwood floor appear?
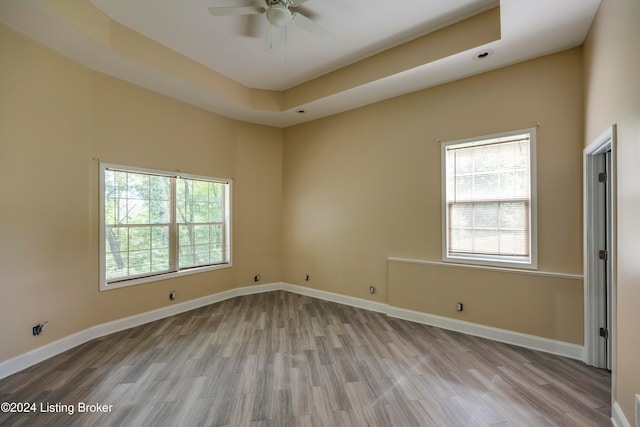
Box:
[0,291,611,426]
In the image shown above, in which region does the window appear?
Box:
[441,128,537,268]
[100,163,231,290]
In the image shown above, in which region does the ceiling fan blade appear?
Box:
[294,6,318,21]
[291,0,310,6]
[291,12,334,41]
[243,14,263,38]
[208,6,265,16]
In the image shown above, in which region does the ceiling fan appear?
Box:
[208,0,333,50]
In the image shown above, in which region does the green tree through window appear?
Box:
[101,164,231,289]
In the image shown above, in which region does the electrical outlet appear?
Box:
[304,274,309,281]
[32,321,47,336]
[254,274,261,282]
[369,286,375,294]
[456,303,464,312]
[169,292,176,301]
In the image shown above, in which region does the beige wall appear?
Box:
[282,48,585,343]
[388,261,583,344]
[0,24,283,362]
[584,0,640,422]
[1,7,623,414]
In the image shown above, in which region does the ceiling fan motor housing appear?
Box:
[266,4,292,27]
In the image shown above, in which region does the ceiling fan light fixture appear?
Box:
[266,4,292,27]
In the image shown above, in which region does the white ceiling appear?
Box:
[0,0,601,127]
[89,0,499,91]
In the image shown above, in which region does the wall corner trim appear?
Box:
[0,281,584,380]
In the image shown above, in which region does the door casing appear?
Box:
[583,124,616,373]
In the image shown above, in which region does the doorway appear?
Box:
[583,125,616,371]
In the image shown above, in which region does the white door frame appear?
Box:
[583,124,617,369]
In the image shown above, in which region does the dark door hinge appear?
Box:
[599,250,608,261]
[599,327,609,339]
[598,172,607,183]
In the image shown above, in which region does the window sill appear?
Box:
[100,262,232,291]
[443,254,537,271]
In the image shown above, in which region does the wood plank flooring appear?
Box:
[0,291,611,426]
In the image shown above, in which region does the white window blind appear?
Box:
[442,130,536,268]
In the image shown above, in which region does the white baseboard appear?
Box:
[0,283,280,380]
[612,401,632,427]
[386,306,584,360]
[0,281,584,380]
[280,282,388,314]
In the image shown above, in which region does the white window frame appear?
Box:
[99,163,232,291]
[441,128,538,269]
